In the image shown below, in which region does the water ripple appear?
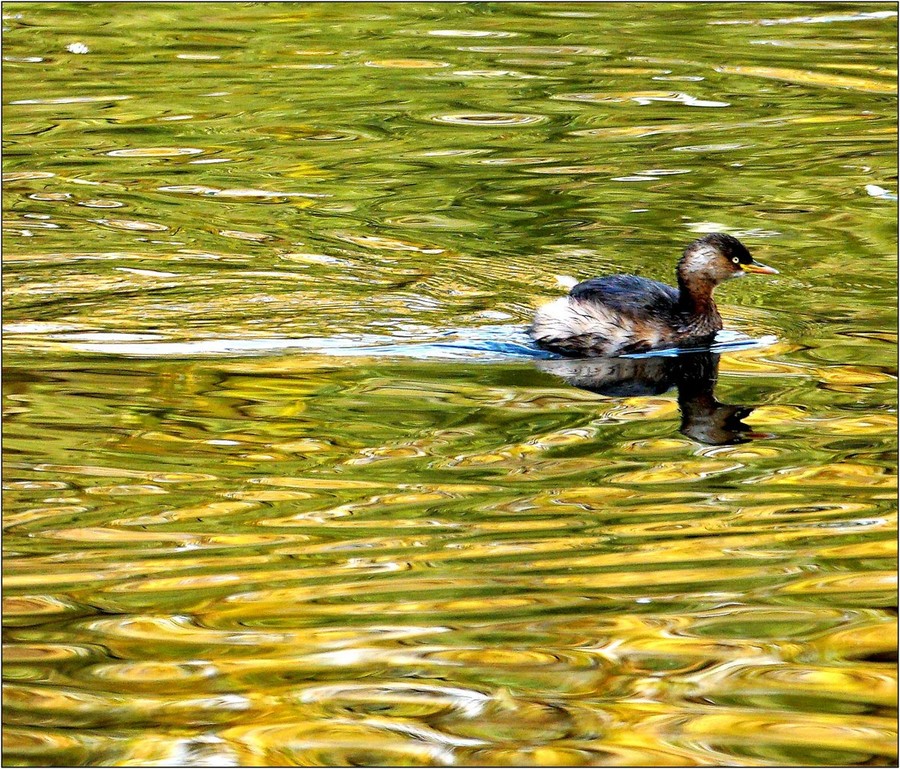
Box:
[3,4,896,767]
[105,147,203,157]
[430,112,548,127]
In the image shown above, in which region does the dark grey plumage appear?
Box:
[529,233,777,358]
[570,275,681,326]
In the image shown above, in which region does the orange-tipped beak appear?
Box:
[742,260,779,275]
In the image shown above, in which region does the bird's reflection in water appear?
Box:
[537,351,755,445]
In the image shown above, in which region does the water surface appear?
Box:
[3,3,897,766]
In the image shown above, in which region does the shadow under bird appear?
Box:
[537,352,758,445]
[529,233,778,358]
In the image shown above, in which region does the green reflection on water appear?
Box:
[3,2,897,767]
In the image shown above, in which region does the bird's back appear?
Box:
[529,274,685,357]
[569,275,679,319]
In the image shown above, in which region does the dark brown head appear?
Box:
[677,233,778,291]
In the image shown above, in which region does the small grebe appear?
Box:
[529,233,778,357]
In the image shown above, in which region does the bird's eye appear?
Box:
[732,256,740,263]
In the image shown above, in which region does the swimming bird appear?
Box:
[529,233,778,357]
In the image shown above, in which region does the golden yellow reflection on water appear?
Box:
[3,1,897,766]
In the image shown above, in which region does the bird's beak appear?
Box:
[742,260,779,275]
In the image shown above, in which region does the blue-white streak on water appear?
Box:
[46,326,777,361]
